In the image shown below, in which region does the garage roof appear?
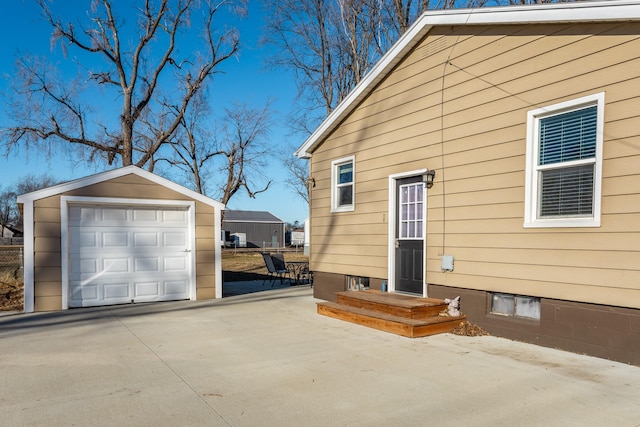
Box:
[294,0,640,158]
[17,165,225,209]
[223,210,284,223]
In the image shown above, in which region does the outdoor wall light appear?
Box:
[423,169,436,188]
[306,177,316,188]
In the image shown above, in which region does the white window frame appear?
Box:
[331,156,355,212]
[524,93,605,228]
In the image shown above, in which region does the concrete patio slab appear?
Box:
[1,286,639,426]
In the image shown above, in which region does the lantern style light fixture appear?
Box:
[423,169,436,188]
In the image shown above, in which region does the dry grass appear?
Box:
[222,250,308,282]
[0,271,23,312]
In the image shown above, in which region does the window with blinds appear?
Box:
[538,106,597,218]
[524,93,604,228]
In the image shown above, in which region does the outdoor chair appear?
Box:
[261,252,289,286]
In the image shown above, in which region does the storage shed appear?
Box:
[222,210,285,248]
[17,166,225,312]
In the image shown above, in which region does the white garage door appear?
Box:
[68,204,192,307]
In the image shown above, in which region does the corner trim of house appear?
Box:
[214,207,223,299]
[22,200,34,313]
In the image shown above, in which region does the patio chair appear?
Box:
[261,252,289,286]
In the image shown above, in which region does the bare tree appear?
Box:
[216,101,274,205]
[14,173,59,195]
[157,99,273,205]
[2,0,245,169]
[0,173,59,233]
[281,146,310,205]
[0,190,18,237]
[263,0,575,133]
[262,0,377,134]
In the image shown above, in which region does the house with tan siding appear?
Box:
[296,1,640,365]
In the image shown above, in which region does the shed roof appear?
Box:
[222,210,284,223]
[16,165,225,210]
[295,0,640,158]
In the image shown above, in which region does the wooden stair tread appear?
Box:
[318,301,463,326]
[335,290,446,309]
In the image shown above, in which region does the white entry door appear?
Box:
[67,204,192,307]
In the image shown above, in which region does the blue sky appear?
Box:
[0,0,309,224]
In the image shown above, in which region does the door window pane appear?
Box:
[399,182,425,239]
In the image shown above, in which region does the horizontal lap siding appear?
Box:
[431,22,640,308]
[310,21,640,308]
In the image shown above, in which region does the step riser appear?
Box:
[319,304,415,337]
[336,294,446,319]
[318,303,465,338]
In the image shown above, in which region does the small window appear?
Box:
[524,93,604,228]
[331,156,355,212]
[346,276,369,291]
[491,293,540,320]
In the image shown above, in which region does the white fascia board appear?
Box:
[16,165,225,210]
[294,0,640,159]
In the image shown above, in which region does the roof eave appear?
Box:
[16,165,226,210]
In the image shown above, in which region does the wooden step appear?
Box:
[317,301,466,338]
[335,290,448,320]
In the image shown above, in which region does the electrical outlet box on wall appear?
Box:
[442,255,454,271]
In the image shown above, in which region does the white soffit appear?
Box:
[294,0,640,159]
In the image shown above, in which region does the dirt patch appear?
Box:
[222,250,308,282]
[0,247,23,311]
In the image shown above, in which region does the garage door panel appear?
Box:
[165,256,187,272]
[165,281,189,295]
[163,209,188,223]
[101,207,127,222]
[134,257,160,272]
[134,232,160,247]
[70,282,99,305]
[104,258,129,273]
[132,209,159,222]
[104,282,130,300]
[103,232,129,248]
[68,204,192,308]
[163,232,187,246]
[134,281,160,298]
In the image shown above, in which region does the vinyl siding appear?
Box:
[309,22,640,309]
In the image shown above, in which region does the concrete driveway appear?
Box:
[1,285,639,426]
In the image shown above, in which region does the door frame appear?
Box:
[388,169,428,297]
[60,196,197,310]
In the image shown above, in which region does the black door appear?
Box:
[395,176,425,294]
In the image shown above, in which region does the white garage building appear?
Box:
[18,166,225,312]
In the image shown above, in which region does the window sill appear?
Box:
[331,206,354,213]
[523,218,600,228]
